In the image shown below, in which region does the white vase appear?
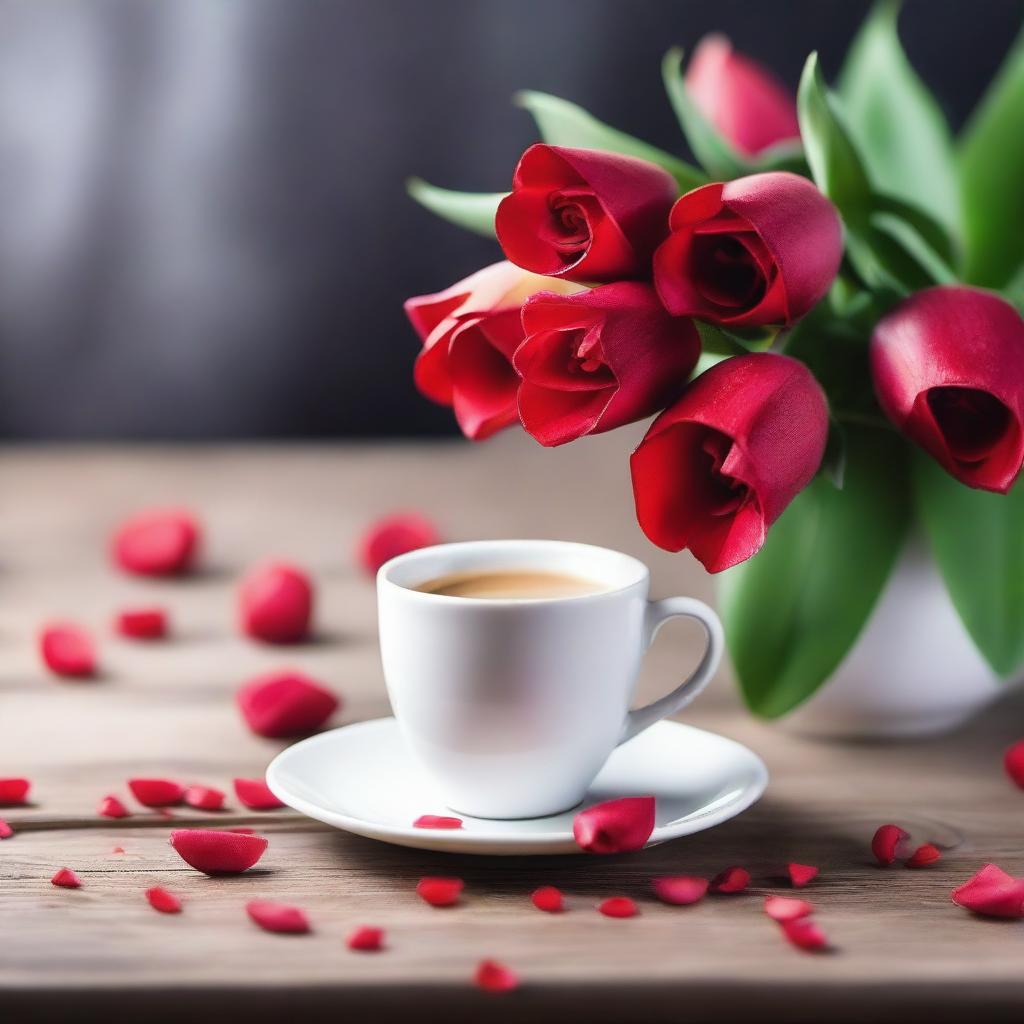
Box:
[777,540,1009,739]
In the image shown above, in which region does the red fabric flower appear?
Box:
[238,562,313,644]
[406,261,580,440]
[871,286,1024,493]
[514,283,700,447]
[233,778,284,810]
[115,607,168,640]
[496,144,677,282]
[631,353,828,571]
[654,172,841,326]
[39,623,96,679]
[573,796,656,854]
[246,900,311,934]
[170,829,268,874]
[686,35,800,157]
[236,670,339,738]
[0,778,31,805]
[111,509,200,576]
[357,513,440,575]
[951,864,1024,919]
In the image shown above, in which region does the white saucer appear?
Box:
[266,717,767,856]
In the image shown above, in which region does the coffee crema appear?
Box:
[414,568,604,600]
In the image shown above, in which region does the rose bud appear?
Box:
[870,286,1024,494]
[238,561,313,643]
[496,144,677,282]
[631,353,828,572]
[406,261,581,440]
[686,34,800,157]
[654,172,842,327]
[514,283,700,447]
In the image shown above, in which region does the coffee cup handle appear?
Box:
[618,597,724,746]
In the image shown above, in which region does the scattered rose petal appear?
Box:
[115,607,168,640]
[112,846,125,854]
[871,823,911,866]
[906,843,942,869]
[347,925,385,951]
[652,876,708,906]
[246,900,310,934]
[233,778,284,810]
[779,917,828,951]
[238,562,313,644]
[788,863,819,888]
[0,778,31,805]
[710,866,749,893]
[170,829,268,874]
[98,795,131,819]
[39,624,96,679]
[128,778,185,807]
[764,895,814,922]
[598,897,638,918]
[357,513,441,576]
[236,670,339,738]
[531,886,565,913]
[416,876,463,907]
[951,864,1024,918]
[51,867,82,889]
[0,819,12,840]
[1003,739,1024,789]
[145,886,182,914]
[474,959,519,993]
[413,815,463,830]
[112,509,200,576]
[573,796,655,854]
[183,785,226,811]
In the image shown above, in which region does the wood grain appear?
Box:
[2,437,1024,1023]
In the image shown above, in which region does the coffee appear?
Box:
[414,568,603,600]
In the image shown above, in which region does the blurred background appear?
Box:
[0,0,1018,440]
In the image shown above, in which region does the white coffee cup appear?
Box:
[377,539,723,819]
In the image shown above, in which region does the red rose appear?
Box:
[871,286,1024,493]
[630,353,828,572]
[514,283,700,447]
[495,144,677,282]
[653,172,842,326]
[405,261,579,440]
[686,35,800,157]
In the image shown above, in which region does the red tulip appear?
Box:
[870,286,1024,493]
[653,172,842,326]
[631,353,828,572]
[405,261,579,440]
[496,144,677,282]
[514,283,700,447]
[686,34,800,157]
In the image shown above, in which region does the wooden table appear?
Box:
[3,438,1024,1023]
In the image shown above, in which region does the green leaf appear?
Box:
[838,0,959,238]
[869,210,957,286]
[719,426,910,717]
[406,179,504,238]
[914,453,1024,676]
[960,30,1024,287]
[872,192,957,267]
[696,321,779,357]
[515,90,705,192]
[821,419,849,490]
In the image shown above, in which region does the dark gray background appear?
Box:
[0,0,1018,439]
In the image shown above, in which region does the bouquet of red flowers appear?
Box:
[404,2,1024,717]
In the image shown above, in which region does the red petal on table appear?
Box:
[238,562,313,644]
[474,959,519,993]
[112,846,125,854]
[872,823,911,866]
[39,623,96,679]
[183,785,225,811]
[598,896,638,918]
[413,815,463,830]
[416,877,463,907]
[788,863,819,888]
[710,866,750,893]
[1004,739,1024,789]
[0,819,12,839]
[531,886,565,913]
[128,778,185,807]
[170,829,268,874]
[906,843,942,869]
[952,864,1024,918]
[0,778,31,805]
[573,796,655,854]
[233,778,284,810]
[145,886,182,914]
[347,925,385,951]
[98,795,131,819]
[111,509,200,576]
[779,917,828,952]
[115,607,168,640]
[51,867,82,889]
[652,876,708,906]
[357,513,441,576]
[246,900,311,935]
[236,670,339,739]
[764,895,814,922]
